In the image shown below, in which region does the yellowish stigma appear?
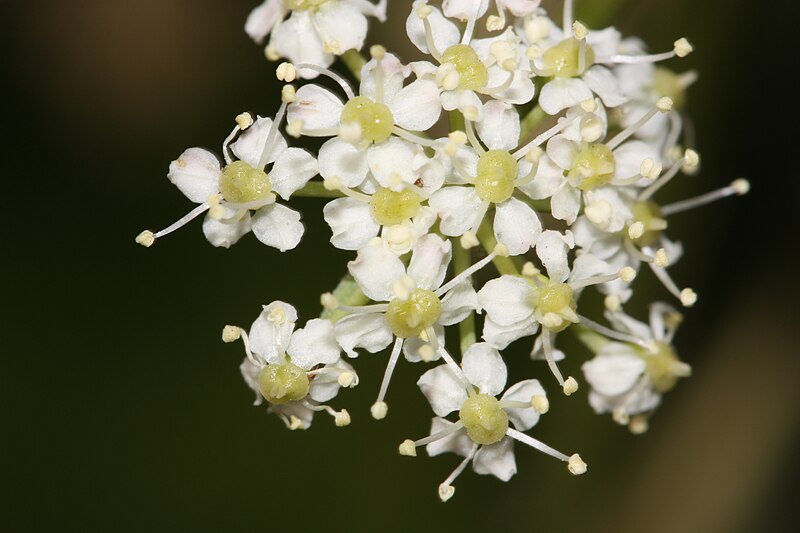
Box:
[475,150,518,203]
[638,342,690,393]
[568,142,616,190]
[629,201,667,247]
[340,96,395,143]
[369,187,423,226]
[440,44,489,91]
[459,393,509,445]
[385,288,442,338]
[219,161,272,203]
[257,361,310,404]
[542,38,595,78]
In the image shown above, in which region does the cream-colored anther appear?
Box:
[268,306,288,324]
[568,453,587,475]
[460,231,479,249]
[320,292,338,310]
[399,439,417,456]
[665,311,684,329]
[286,119,304,138]
[276,62,297,82]
[235,112,254,130]
[486,15,504,31]
[463,106,480,121]
[628,221,645,240]
[521,262,540,277]
[493,243,510,257]
[563,376,579,396]
[265,45,280,61]
[612,407,630,425]
[674,38,693,57]
[580,99,597,113]
[335,410,351,427]
[585,200,612,226]
[680,288,697,307]
[526,45,543,60]
[525,146,544,164]
[338,121,363,144]
[531,395,550,414]
[135,230,155,248]
[541,312,564,330]
[438,484,455,502]
[619,266,637,283]
[731,178,750,195]
[289,415,304,430]
[371,401,388,420]
[656,96,674,113]
[416,3,433,17]
[524,15,550,42]
[653,248,670,268]
[370,44,386,59]
[417,344,436,362]
[436,64,461,91]
[640,158,661,180]
[682,149,700,170]
[604,294,621,312]
[572,21,589,40]
[221,325,241,343]
[281,84,296,103]
[337,372,356,388]
[208,203,225,220]
[629,415,649,435]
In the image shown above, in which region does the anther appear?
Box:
[235,112,254,130]
[619,267,637,283]
[370,44,386,59]
[221,325,241,343]
[493,243,510,257]
[580,99,597,113]
[531,395,550,414]
[339,121,363,144]
[604,294,621,311]
[572,21,588,40]
[486,15,504,32]
[628,222,645,240]
[680,288,697,307]
[567,453,587,475]
[281,84,296,103]
[418,345,436,362]
[629,415,649,434]
[321,292,338,310]
[323,176,343,191]
[656,96,674,113]
[289,416,304,430]
[683,149,700,169]
[438,483,455,502]
[335,410,351,427]
[522,262,540,277]
[673,38,693,57]
[731,178,750,195]
[286,119,304,138]
[371,401,388,420]
[653,248,670,268]
[399,439,417,456]
[276,62,297,82]
[563,376,579,396]
[135,230,155,248]
[265,45,280,61]
[463,106,480,122]
[338,372,356,388]
[460,231,479,249]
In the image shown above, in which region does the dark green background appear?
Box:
[3,0,798,531]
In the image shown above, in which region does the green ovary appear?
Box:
[440,44,489,91]
[459,393,509,445]
[282,0,329,11]
[475,150,518,203]
[629,201,667,247]
[542,38,595,78]
[569,143,616,190]
[340,96,394,143]
[369,188,423,226]
[220,161,272,203]
[258,361,310,404]
[385,288,442,338]
[638,342,689,393]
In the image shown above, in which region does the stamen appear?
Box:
[603,50,678,65]
[461,9,479,45]
[563,0,574,35]
[323,179,372,203]
[464,119,486,155]
[419,7,443,63]
[412,421,465,447]
[569,268,634,290]
[541,329,566,387]
[439,443,479,502]
[578,314,650,349]
[293,63,356,99]
[506,427,570,461]
[607,98,672,150]
[236,327,265,367]
[624,239,656,264]
[660,179,750,216]
[336,303,390,314]
[370,45,387,103]
[637,156,687,201]
[648,261,695,306]
[437,251,497,295]
[437,346,473,391]
[392,126,441,149]
[138,202,211,245]
[372,337,404,419]
[514,113,576,159]
[479,69,515,96]
[257,100,288,169]
[222,123,242,165]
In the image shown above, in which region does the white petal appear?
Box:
[269,148,318,200]
[519,156,564,200]
[272,12,332,71]
[582,346,646,397]
[417,364,469,417]
[613,140,659,183]
[476,101,520,151]
[539,78,593,115]
[323,197,379,250]
[551,185,581,224]
[503,0,540,16]
[202,211,251,248]
[348,242,406,302]
[408,234,452,291]
[269,402,314,429]
[248,301,298,363]
[245,0,283,43]
[570,253,611,285]
[309,359,355,403]
[314,1,368,55]
[584,65,627,108]
[494,198,542,256]
[536,230,574,282]
[482,315,539,350]
[439,282,480,326]
[287,84,345,134]
[443,0,489,20]
[546,135,578,170]
[239,357,263,406]
[251,203,304,251]
[167,148,221,203]
[406,1,460,55]
[501,379,545,431]
[366,138,420,190]
[477,276,535,326]
[426,418,473,458]
[391,79,442,132]
[428,186,486,236]
[403,324,444,363]
[318,138,369,187]
[360,53,409,104]
[334,313,393,357]
[462,343,507,396]
[286,319,340,369]
[231,116,288,167]
[472,438,516,481]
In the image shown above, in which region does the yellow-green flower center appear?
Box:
[530,277,577,332]
[475,150,518,204]
[220,161,272,203]
[340,96,395,143]
[440,44,489,91]
[369,187,423,226]
[629,201,667,247]
[282,0,329,11]
[385,288,442,338]
[542,38,595,78]
[568,142,616,190]
[459,393,509,445]
[257,361,310,404]
[636,342,689,393]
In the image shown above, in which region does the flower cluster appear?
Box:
[138,0,748,501]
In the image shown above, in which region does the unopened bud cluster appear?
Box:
[138,0,747,502]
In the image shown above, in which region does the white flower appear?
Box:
[232,301,356,429]
[398,342,583,500]
[582,303,690,432]
[245,0,387,75]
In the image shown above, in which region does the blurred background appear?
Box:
[2,0,798,531]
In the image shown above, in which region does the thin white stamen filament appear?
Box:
[514,113,574,159]
[238,328,265,367]
[541,329,566,386]
[222,124,241,165]
[414,421,464,446]
[624,239,655,263]
[337,303,390,314]
[392,127,441,149]
[257,101,288,169]
[607,105,661,150]
[374,56,385,103]
[603,50,676,64]
[638,158,685,201]
[660,185,739,216]
[480,70,515,96]
[335,185,372,203]
[648,261,683,300]
[442,443,479,486]
[153,203,210,239]
[437,347,472,390]
[464,119,486,155]
[375,337,404,404]
[506,427,570,461]
[294,63,356,100]
[437,252,497,295]
[569,272,620,290]
[578,315,650,349]
[423,16,443,63]
[563,0,574,35]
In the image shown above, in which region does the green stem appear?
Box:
[341,50,366,81]
[452,238,476,354]
[292,181,344,199]
[475,221,520,276]
[519,105,547,140]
